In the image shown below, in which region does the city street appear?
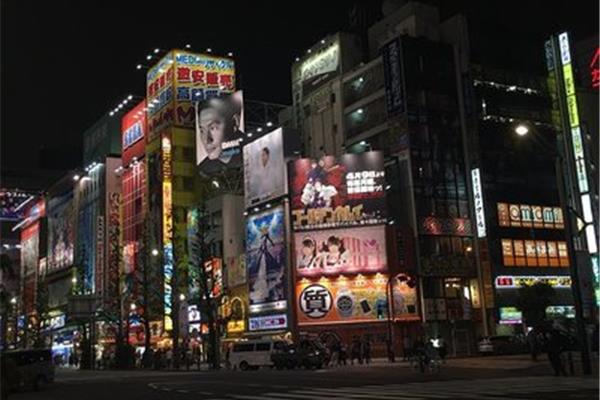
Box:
[10,356,599,400]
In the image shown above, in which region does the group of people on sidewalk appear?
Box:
[527,325,598,377]
[327,335,373,366]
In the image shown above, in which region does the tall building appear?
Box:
[470,65,574,332]
[43,174,77,354]
[289,1,581,354]
[144,50,236,337]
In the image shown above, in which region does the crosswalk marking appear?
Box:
[225,376,598,400]
[151,375,598,399]
[288,389,426,400]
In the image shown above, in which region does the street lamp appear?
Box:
[130,303,136,311]
[151,249,159,257]
[10,297,16,305]
[515,124,529,136]
[513,124,592,374]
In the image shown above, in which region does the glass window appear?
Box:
[233,343,254,352]
[255,343,271,351]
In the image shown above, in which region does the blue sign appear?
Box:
[123,121,144,149]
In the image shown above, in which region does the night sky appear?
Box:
[1,0,597,175]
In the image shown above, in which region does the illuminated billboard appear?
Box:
[162,136,174,331]
[499,307,522,325]
[501,238,569,267]
[243,128,286,207]
[392,278,419,321]
[0,191,30,221]
[497,203,564,229]
[289,151,386,231]
[47,192,75,272]
[495,275,572,289]
[21,222,40,276]
[294,225,387,278]
[121,100,146,165]
[146,51,235,140]
[246,206,287,314]
[296,274,389,325]
[195,91,244,175]
[471,168,486,238]
[300,41,340,96]
[248,314,287,332]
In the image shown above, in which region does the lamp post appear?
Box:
[386,275,395,362]
[514,123,592,375]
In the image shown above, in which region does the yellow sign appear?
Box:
[227,320,246,333]
[161,136,174,331]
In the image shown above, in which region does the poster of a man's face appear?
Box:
[195,91,244,175]
[243,128,286,207]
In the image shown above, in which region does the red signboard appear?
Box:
[590,47,599,89]
[121,100,146,165]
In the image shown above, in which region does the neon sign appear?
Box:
[558,33,597,254]
[590,47,599,89]
[162,136,173,331]
[495,275,572,289]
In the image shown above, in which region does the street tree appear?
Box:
[516,282,556,329]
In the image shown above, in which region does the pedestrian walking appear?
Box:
[362,336,372,365]
[527,328,540,362]
[546,329,568,377]
[339,343,348,366]
[437,335,447,362]
[350,336,362,365]
[402,336,412,361]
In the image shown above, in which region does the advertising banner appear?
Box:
[21,222,40,276]
[47,192,75,272]
[248,314,287,332]
[501,238,569,267]
[76,203,95,294]
[246,206,287,314]
[146,51,235,139]
[300,41,340,97]
[243,128,286,208]
[195,91,244,175]
[497,203,564,229]
[289,152,386,231]
[121,100,146,165]
[392,279,419,321]
[296,274,389,325]
[226,254,246,287]
[0,191,30,221]
[419,217,472,236]
[495,275,572,289]
[162,136,174,331]
[294,225,387,278]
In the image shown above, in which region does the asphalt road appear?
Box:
[9,357,599,400]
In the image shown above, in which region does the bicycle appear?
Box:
[409,350,442,373]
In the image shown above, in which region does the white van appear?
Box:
[230,339,288,370]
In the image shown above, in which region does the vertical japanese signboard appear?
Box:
[162,135,174,331]
[382,38,405,116]
[471,168,486,238]
[547,32,599,305]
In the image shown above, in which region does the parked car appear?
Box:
[230,339,289,370]
[1,349,55,395]
[477,335,528,355]
[271,339,330,370]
